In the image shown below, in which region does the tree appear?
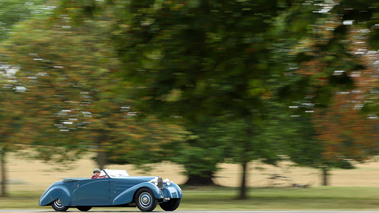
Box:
[55,0,379,196]
[0,65,26,197]
[0,0,47,40]
[97,0,288,198]
[282,1,379,186]
[1,4,188,173]
[1,11,106,167]
[0,0,50,197]
[52,0,330,198]
[220,101,295,198]
[314,95,378,185]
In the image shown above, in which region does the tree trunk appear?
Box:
[184,171,216,186]
[95,133,108,170]
[237,117,252,200]
[321,167,329,186]
[0,149,7,197]
[238,161,248,199]
[96,150,107,170]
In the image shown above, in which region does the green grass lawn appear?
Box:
[180,186,379,210]
[2,186,379,210]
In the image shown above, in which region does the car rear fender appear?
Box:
[39,185,71,206]
[113,182,163,205]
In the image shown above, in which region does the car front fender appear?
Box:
[39,184,71,207]
[113,182,163,205]
[163,182,183,199]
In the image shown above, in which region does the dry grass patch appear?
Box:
[5,154,379,192]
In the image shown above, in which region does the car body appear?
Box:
[39,169,182,212]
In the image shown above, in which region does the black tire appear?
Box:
[159,198,181,211]
[135,188,158,212]
[77,206,92,211]
[51,199,69,212]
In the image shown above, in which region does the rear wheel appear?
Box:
[159,198,181,211]
[77,206,92,211]
[51,199,69,212]
[135,188,158,212]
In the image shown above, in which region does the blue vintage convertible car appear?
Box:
[39,169,182,212]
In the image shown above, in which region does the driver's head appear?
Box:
[93,168,101,174]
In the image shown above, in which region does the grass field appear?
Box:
[2,186,379,210]
[3,154,379,210]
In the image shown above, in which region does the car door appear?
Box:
[72,178,112,206]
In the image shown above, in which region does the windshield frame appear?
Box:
[101,169,129,178]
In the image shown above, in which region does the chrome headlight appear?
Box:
[149,176,164,189]
[149,177,158,185]
[163,178,171,186]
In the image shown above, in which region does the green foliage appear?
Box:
[1,5,188,170]
[0,0,48,40]
[368,28,379,50]
[67,0,290,191]
[285,117,322,167]
[1,0,377,196]
[105,117,190,171]
[54,0,379,193]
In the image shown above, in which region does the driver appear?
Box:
[91,168,108,179]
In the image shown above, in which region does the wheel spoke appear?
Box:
[52,198,69,211]
[135,188,157,212]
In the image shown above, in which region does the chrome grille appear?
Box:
[157,176,163,189]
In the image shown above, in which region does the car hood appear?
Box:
[113,176,156,182]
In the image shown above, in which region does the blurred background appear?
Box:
[0,0,378,202]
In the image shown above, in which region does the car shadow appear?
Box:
[44,211,165,213]
[43,210,165,213]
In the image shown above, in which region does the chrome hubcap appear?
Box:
[54,199,64,209]
[139,192,152,208]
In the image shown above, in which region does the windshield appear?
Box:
[102,169,129,178]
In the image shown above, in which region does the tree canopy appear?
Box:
[51,0,379,198]
[0,0,378,198]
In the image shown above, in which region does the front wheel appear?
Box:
[51,199,69,212]
[135,188,158,212]
[159,198,181,211]
[77,206,92,211]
